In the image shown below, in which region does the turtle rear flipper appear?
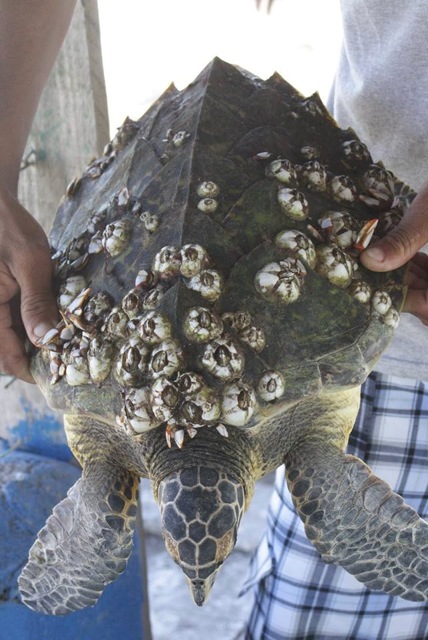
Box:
[286,442,428,601]
[18,465,139,615]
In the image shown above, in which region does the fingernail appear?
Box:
[363,246,385,263]
[33,322,56,340]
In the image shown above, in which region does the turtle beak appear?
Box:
[189,576,216,607]
[156,466,245,606]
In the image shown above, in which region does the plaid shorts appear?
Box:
[242,372,428,640]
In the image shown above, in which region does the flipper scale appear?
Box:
[286,444,428,601]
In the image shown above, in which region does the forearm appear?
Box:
[0,0,77,193]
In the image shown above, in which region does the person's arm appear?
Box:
[0,0,76,382]
[361,181,428,325]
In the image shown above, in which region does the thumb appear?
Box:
[361,183,428,272]
[15,245,58,344]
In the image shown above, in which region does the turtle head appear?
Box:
[157,466,246,606]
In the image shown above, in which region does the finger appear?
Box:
[361,183,428,272]
[404,258,428,289]
[11,244,58,344]
[0,302,34,383]
[402,288,428,322]
[410,252,428,272]
[0,263,19,303]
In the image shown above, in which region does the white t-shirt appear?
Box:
[328,0,428,379]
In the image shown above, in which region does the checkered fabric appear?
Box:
[242,372,428,640]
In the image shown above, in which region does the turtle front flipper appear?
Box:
[18,415,141,615]
[285,441,428,601]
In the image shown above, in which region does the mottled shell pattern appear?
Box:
[34,58,412,449]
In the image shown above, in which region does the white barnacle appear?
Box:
[183,307,224,343]
[83,291,114,325]
[124,387,161,433]
[88,336,114,383]
[149,338,183,379]
[372,290,392,315]
[142,286,165,310]
[58,275,87,311]
[196,181,220,199]
[65,176,82,198]
[49,352,63,384]
[180,244,210,278]
[174,429,185,448]
[216,423,229,438]
[354,219,378,252]
[196,386,222,422]
[362,164,394,199]
[138,311,172,344]
[300,161,328,192]
[68,252,90,272]
[197,198,218,214]
[117,186,130,209]
[275,229,316,267]
[301,98,324,118]
[201,337,245,381]
[317,211,359,249]
[172,131,190,147]
[221,311,253,332]
[37,327,61,351]
[176,371,204,397]
[186,269,223,301]
[121,288,145,319]
[315,245,353,288]
[347,280,372,304]
[300,145,320,160]
[88,231,103,255]
[152,246,181,279]
[187,426,198,439]
[102,219,132,257]
[342,140,371,165]
[114,341,150,386]
[111,117,139,152]
[239,325,266,352]
[87,207,108,235]
[131,201,142,216]
[254,261,302,303]
[179,386,221,425]
[102,306,129,339]
[329,175,357,203]
[135,268,156,288]
[221,381,257,427]
[254,151,271,160]
[66,287,91,315]
[277,188,309,220]
[150,376,180,422]
[258,370,285,402]
[59,323,75,342]
[265,159,297,185]
[140,210,159,232]
[65,355,90,386]
[383,306,400,328]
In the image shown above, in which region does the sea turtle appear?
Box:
[18,58,428,616]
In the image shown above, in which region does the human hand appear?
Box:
[0,184,57,382]
[360,180,428,325]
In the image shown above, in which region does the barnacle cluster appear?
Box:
[257,144,405,322]
[41,69,412,452]
[41,179,278,448]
